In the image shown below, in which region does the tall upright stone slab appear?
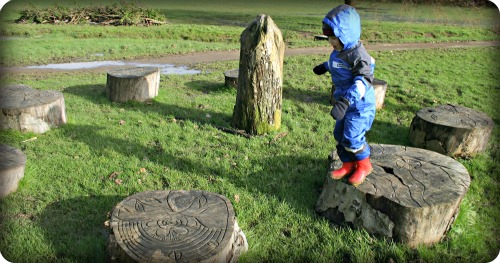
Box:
[232,14,284,135]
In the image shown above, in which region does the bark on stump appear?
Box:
[409,104,494,158]
[0,84,66,134]
[107,67,160,103]
[0,144,26,197]
[224,69,238,89]
[373,78,387,110]
[232,14,284,135]
[107,190,248,263]
[316,144,471,247]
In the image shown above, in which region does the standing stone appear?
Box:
[0,84,66,134]
[232,14,284,135]
[0,144,26,197]
[409,104,494,157]
[107,67,160,103]
[316,144,471,247]
[107,190,248,263]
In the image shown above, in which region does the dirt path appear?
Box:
[132,40,500,65]
[2,41,499,75]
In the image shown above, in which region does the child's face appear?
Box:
[328,36,343,51]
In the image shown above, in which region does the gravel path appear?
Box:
[1,40,498,75]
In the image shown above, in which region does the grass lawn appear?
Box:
[0,1,499,262]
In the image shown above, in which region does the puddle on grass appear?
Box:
[24,61,202,75]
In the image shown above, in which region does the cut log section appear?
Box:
[329,78,386,110]
[409,104,494,157]
[106,67,160,103]
[224,69,238,89]
[0,144,26,197]
[373,78,387,110]
[316,144,471,247]
[0,84,67,134]
[107,190,248,263]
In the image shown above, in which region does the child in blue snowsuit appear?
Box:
[313,4,376,187]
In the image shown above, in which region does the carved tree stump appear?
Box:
[409,104,494,157]
[373,78,387,110]
[224,69,238,89]
[107,190,248,263]
[0,84,67,134]
[0,144,26,197]
[232,14,284,135]
[316,144,471,247]
[106,67,160,103]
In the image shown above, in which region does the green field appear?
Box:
[0,1,499,262]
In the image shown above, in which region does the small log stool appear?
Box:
[107,190,248,263]
[106,67,160,103]
[316,144,471,247]
[0,84,67,134]
[409,104,494,157]
[223,69,238,88]
[372,78,387,110]
[0,144,26,197]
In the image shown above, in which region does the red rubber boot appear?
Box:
[348,157,373,187]
[330,162,355,180]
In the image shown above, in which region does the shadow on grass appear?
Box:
[283,79,331,106]
[40,122,329,261]
[64,84,233,128]
[37,195,126,263]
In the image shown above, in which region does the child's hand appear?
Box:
[313,64,328,75]
[331,98,349,120]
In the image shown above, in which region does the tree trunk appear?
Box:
[107,67,160,103]
[409,104,494,157]
[317,144,471,247]
[0,144,26,197]
[0,84,66,134]
[107,190,248,263]
[232,14,284,135]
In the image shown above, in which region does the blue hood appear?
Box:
[322,5,361,50]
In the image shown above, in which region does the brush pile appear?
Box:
[15,2,166,26]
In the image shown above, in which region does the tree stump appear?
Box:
[316,144,471,247]
[0,84,67,134]
[232,14,284,135]
[224,69,238,89]
[107,190,248,263]
[409,104,494,157]
[106,67,160,103]
[373,78,387,110]
[0,144,26,197]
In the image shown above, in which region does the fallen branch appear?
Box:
[216,126,252,139]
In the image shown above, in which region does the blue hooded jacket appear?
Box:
[321,5,376,161]
[321,4,374,106]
